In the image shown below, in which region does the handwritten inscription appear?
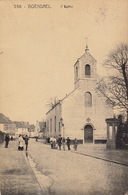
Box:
[60,5,73,8]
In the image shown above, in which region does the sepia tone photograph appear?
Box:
[0,0,128,194]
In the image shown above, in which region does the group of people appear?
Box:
[5,133,78,151]
[18,135,29,151]
[50,135,78,151]
[4,133,29,151]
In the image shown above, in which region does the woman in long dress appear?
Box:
[73,138,78,151]
[18,135,24,150]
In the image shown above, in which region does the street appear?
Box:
[27,139,128,195]
[0,139,128,195]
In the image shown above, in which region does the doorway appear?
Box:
[84,125,93,143]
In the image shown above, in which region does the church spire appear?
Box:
[85,37,89,52]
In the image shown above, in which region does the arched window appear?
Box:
[85,92,92,107]
[85,64,91,76]
[76,67,78,79]
[47,120,49,132]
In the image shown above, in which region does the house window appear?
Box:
[85,64,91,76]
[59,122,61,132]
[54,116,56,132]
[85,92,92,107]
[50,119,52,132]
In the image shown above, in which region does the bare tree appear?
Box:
[45,96,60,109]
[97,43,128,123]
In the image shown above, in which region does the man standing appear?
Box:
[57,135,62,150]
[5,134,10,148]
[24,135,29,151]
[66,137,71,150]
[62,137,66,150]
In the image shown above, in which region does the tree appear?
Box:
[45,96,60,109]
[97,43,128,124]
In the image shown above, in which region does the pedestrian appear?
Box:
[66,137,71,150]
[35,136,38,142]
[73,138,78,150]
[57,135,62,150]
[18,135,24,150]
[52,136,56,149]
[5,133,10,148]
[50,136,54,149]
[47,137,50,143]
[62,137,66,150]
[24,135,29,151]
[11,136,13,141]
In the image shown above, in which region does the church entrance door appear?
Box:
[84,125,93,143]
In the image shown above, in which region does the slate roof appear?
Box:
[39,122,46,129]
[14,121,28,128]
[39,122,46,133]
[0,113,14,124]
[29,124,35,129]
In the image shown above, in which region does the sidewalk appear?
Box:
[74,143,128,166]
[0,140,43,195]
[40,139,128,166]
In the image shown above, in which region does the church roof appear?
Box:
[46,101,61,114]
[46,88,78,114]
[61,89,78,101]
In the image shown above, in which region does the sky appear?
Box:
[0,0,128,124]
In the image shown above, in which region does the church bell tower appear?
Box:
[74,45,97,90]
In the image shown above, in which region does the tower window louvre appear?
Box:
[85,64,91,76]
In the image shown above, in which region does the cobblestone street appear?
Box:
[28,139,128,195]
[0,141,42,195]
[0,139,128,195]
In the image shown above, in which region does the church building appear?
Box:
[46,46,113,143]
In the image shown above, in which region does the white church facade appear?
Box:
[46,46,113,143]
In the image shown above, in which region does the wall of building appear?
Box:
[46,103,62,137]
[61,88,83,139]
[0,131,4,144]
[61,50,113,142]
[0,124,4,132]
[61,87,113,142]
[16,128,29,136]
[0,123,16,135]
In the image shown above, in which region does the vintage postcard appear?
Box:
[0,0,128,195]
